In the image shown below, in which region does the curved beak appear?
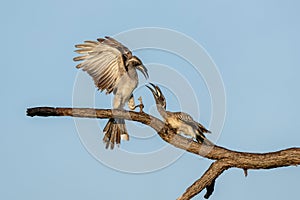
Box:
[153,84,163,97]
[146,83,166,109]
[146,83,156,97]
[136,64,149,79]
[147,82,164,96]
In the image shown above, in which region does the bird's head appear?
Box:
[127,56,149,79]
[146,83,166,109]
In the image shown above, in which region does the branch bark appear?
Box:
[27,107,300,199]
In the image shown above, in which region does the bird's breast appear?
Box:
[166,117,181,129]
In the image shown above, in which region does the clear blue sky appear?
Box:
[1,0,300,199]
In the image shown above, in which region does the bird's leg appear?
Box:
[113,94,124,111]
[134,96,144,113]
[127,94,136,110]
[128,94,144,112]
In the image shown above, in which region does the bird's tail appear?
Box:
[195,131,214,146]
[103,118,129,149]
[195,131,206,143]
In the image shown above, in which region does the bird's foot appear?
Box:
[187,138,195,143]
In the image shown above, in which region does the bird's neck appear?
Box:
[157,104,168,119]
[127,66,138,79]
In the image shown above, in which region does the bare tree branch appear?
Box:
[178,159,231,200]
[27,107,300,199]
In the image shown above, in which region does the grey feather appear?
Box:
[73,37,129,94]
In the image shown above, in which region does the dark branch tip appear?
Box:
[243,168,248,177]
[26,107,59,117]
[204,179,215,199]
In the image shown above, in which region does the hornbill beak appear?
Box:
[146,83,166,109]
[146,82,163,98]
[136,64,149,79]
[146,83,157,97]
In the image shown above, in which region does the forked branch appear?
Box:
[27,107,300,199]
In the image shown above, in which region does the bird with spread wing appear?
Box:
[74,36,148,149]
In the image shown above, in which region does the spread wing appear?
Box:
[174,112,211,133]
[73,36,132,94]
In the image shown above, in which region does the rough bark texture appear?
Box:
[27,107,300,199]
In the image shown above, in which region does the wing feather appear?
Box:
[174,112,210,133]
[73,37,132,94]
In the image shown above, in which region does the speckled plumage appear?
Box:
[147,83,211,143]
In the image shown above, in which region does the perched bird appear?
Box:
[146,83,212,144]
[74,36,149,149]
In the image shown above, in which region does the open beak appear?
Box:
[146,83,166,109]
[136,64,149,79]
[146,82,163,98]
[146,83,156,97]
[146,83,158,98]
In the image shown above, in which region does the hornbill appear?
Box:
[146,83,212,144]
[74,36,148,149]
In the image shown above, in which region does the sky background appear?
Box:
[2,0,300,199]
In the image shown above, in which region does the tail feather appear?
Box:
[103,118,129,149]
[197,123,211,134]
[109,127,116,149]
[196,131,214,146]
[195,131,206,143]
